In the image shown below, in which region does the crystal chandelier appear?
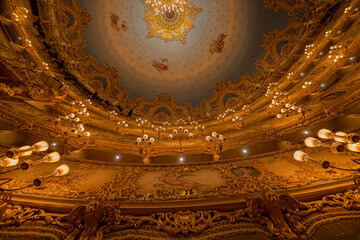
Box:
[145,0,188,15]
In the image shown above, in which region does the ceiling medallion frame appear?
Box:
[142,0,202,44]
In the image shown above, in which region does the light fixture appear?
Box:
[318,129,360,144]
[116,120,129,131]
[0,142,69,192]
[145,0,188,15]
[142,0,201,44]
[305,44,315,58]
[20,152,61,171]
[6,141,49,159]
[58,99,91,137]
[179,157,184,162]
[205,132,227,160]
[135,135,156,163]
[328,45,346,63]
[33,164,69,187]
[294,128,360,185]
[136,118,152,134]
[217,109,235,122]
[276,103,303,119]
[168,126,193,151]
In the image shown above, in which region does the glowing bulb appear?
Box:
[294,151,308,161]
[54,164,69,176]
[0,157,19,167]
[45,152,61,163]
[33,141,49,152]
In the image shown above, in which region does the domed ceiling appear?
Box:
[79,0,288,105]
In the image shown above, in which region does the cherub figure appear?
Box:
[210,33,227,54]
[110,13,128,31]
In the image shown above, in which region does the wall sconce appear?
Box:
[232,115,245,126]
[135,135,156,163]
[136,118,152,134]
[56,99,91,137]
[32,164,69,187]
[217,109,235,122]
[0,142,69,192]
[276,103,303,119]
[5,141,49,159]
[116,120,128,132]
[206,132,226,160]
[168,127,193,151]
[294,128,360,185]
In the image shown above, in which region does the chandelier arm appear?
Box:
[351,159,360,165]
[1,184,34,191]
[0,167,21,175]
[329,166,359,172]
[0,178,13,186]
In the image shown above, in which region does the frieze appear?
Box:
[2,188,360,239]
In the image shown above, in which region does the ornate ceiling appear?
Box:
[1,0,360,239]
[79,0,288,105]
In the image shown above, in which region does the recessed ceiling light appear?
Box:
[179,157,184,162]
[321,83,326,88]
[115,155,120,160]
[243,149,248,154]
[51,142,57,147]
[304,130,310,135]
[349,57,355,61]
[300,72,305,77]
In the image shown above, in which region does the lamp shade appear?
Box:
[0,157,19,167]
[294,151,308,161]
[318,129,333,139]
[304,137,320,147]
[45,152,61,163]
[33,141,49,152]
[54,164,69,176]
[18,145,32,156]
[347,143,360,153]
[334,132,348,143]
